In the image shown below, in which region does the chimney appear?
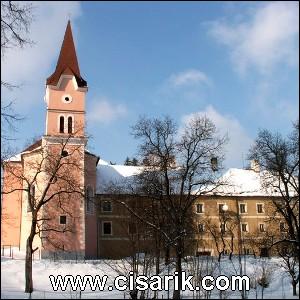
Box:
[250,159,260,172]
[211,157,218,172]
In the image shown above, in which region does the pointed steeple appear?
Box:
[46,20,87,87]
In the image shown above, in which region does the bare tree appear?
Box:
[2,134,85,293]
[276,242,299,296]
[248,121,299,295]
[103,216,157,300]
[1,1,34,146]
[126,115,227,299]
[249,122,299,249]
[1,1,34,53]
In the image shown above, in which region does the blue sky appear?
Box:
[2,1,299,168]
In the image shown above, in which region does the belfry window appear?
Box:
[59,116,64,133]
[68,116,73,133]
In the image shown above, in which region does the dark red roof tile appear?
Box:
[22,139,42,153]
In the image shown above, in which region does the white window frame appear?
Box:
[217,203,227,213]
[102,221,113,236]
[241,223,249,233]
[258,223,266,232]
[59,215,67,225]
[239,203,247,214]
[102,200,113,213]
[198,223,205,233]
[256,203,264,214]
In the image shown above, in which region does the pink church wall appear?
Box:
[40,143,86,258]
[46,77,86,137]
[1,162,23,247]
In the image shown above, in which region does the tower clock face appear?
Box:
[62,94,72,103]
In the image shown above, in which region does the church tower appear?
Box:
[2,20,98,259]
[45,20,87,138]
[40,21,91,259]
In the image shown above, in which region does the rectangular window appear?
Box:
[260,247,269,257]
[257,204,264,214]
[60,215,66,225]
[103,221,112,235]
[196,251,211,256]
[196,203,204,214]
[241,223,248,232]
[218,204,225,213]
[128,222,137,234]
[198,223,205,233]
[244,248,250,255]
[102,201,112,212]
[239,203,247,214]
[280,222,286,232]
[259,223,265,232]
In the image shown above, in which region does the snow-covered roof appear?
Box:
[196,168,275,197]
[96,160,296,197]
[195,168,298,197]
[4,139,43,163]
[85,149,99,158]
[96,159,144,193]
[5,153,22,162]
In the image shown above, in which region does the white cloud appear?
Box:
[168,69,212,87]
[87,97,128,124]
[182,105,253,168]
[157,69,212,105]
[1,1,82,108]
[209,2,299,74]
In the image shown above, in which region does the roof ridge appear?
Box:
[22,139,42,153]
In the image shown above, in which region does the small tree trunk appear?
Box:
[292,281,297,296]
[155,236,160,275]
[25,237,33,293]
[165,245,170,265]
[156,250,160,275]
[218,251,222,262]
[25,213,37,293]
[173,244,183,299]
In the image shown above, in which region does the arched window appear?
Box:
[59,116,64,133]
[86,186,94,214]
[68,116,73,134]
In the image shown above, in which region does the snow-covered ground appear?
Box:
[1,247,298,299]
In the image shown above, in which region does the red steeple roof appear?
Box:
[46,21,87,87]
